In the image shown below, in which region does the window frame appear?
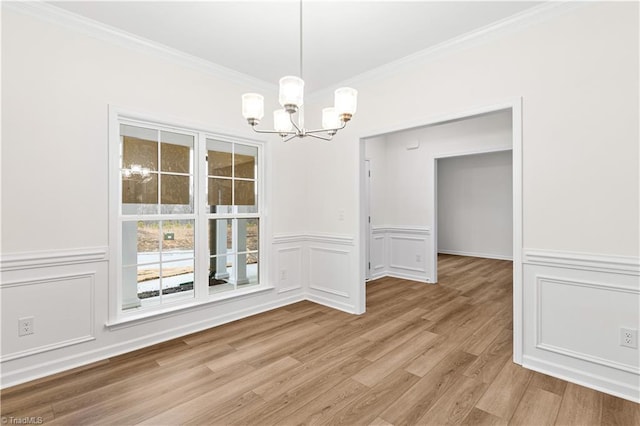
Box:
[108,106,268,325]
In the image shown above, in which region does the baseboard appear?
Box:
[385,272,431,283]
[1,294,304,389]
[305,293,358,315]
[438,249,513,261]
[523,355,640,403]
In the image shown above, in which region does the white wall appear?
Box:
[305,2,639,401]
[0,5,309,387]
[437,150,513,260]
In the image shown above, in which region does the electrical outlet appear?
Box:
[620,328,637,348]
[18,317,34,336]
[280,269,287,281]
[416,254,421,262]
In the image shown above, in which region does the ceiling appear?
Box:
[48,1,543,93]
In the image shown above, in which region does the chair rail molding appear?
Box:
[0,247,109,272]
[524,249,640,275]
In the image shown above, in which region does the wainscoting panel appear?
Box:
[308,247,351,298]
[370,232,386,280]
[0,272,96,362]
[369,226,431,283]
[274,247,303,294]
[523,249,640,402]
[305,234,357,313]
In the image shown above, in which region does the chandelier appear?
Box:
[241,1,357,142]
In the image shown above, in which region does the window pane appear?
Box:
[240,218,259,252]
[234,253,258,286]
[162,220,194,258]
[122,173,158,205]
[121,221,160,266]
[160,143,191,173]
[239,252,259,287]
[122,265,142,310]
[234,180,255,206]
[208,219,232,258]
[234,145,257,179]
[209,255,233,294]
[122,136,158,172]
[208,178,232,206]
[137,263,161,300]
[160,174,191,206]
[161,260,194,301]
[207,140,233,177]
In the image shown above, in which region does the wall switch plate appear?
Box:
[18,316,35,336]
[620,328,637,348]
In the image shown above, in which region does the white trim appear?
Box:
[272,234,308,245]
[306,293,357,314]
[536,343,640,375]
[272,233,354,246]
[0,336,96,363]
[383,272,430,284]
[306,234,355,246]
[105,285,276,330]
[0,247,108,272]
[437,249,513,261]
[309,285,350,298]
[278,286,303,294]
[524,249,640,275]
[372,225,431,236]
[523,355,640,404]
[4,1,275,93]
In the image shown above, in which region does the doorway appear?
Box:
[359,99,523,364]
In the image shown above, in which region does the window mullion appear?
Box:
[195,132,208,302]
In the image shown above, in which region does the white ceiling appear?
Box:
[48,1,543,92]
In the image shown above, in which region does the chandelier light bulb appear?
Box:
[274,109,293,134]
[279,76,304,111]
[242,93,264,124]
[322,107,340,130]
[334,87,358,121]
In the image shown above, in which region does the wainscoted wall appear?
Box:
[0,246,307,388]
[0,248,107,363]
[273,234,358,313]
[369,226,432,283]
[522,249,640,402]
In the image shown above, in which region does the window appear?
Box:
[110,111,264,321]
[206,139,260,294]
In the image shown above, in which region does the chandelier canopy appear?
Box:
[241,1,357,142]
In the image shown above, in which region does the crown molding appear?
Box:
[307,0,590,101]
[5,0,591,100]
[3,1,277,93]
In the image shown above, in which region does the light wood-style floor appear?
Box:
[1,255,638,425]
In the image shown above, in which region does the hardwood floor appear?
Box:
[1,255,638,425]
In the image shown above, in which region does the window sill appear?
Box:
[105,285,275,330]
